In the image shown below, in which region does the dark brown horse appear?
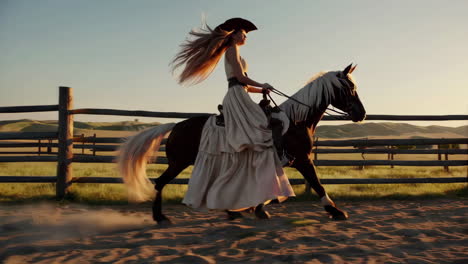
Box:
[118,64,366,224]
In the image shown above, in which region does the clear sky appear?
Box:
[1,0,467,127]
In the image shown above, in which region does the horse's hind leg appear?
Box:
[254,203,271,219]
[152,164,187,224]
[226,210,244,220]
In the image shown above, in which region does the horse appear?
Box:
[118,63,366,224]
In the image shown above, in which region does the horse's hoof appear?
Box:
[156,216,173,226]
[157,218,173,227]
[243,207,255,213]
[324,205,348,221]
[226,211,243,220]
[255,209,271,220]
[153,214,173,225]
[269,199,280,204]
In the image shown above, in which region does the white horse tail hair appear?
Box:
[117,122,176,203]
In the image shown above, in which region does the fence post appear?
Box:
[93,133,96,156]
[390,146,395,169]
[358,146,366,170]
[387,146,391,168]
[437,144,442,162]
[47,139,52,154]
[56,86,74,199]
[444,153,449,172]
[81,134,85,155]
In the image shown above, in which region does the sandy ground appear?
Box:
[0,199,467,264]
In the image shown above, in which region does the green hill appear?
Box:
[0,119,466,139]
[0,120,161,133]
[315,122,467,138]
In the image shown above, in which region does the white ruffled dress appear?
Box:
[182,56,295,211]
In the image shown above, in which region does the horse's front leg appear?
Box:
[293,157,348,220]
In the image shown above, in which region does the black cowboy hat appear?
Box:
[215,17,257,33]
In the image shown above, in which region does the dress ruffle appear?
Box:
[182,84,295,210]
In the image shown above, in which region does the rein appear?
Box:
[267,87,349,120]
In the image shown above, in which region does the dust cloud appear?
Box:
[0,203,153,242]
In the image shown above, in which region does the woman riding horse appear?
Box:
[118,18,366,224]
[173,17,296,214]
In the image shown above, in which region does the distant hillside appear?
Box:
[315,122,467,138]
[0,119,466,139]
[0,119,161,134]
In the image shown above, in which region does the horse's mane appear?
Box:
[305,71,327,85]
[280,71,343,122]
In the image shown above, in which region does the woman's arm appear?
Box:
[246,86,266,93]
[225,46,272,92]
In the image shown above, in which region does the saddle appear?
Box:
[215,99,294,166]
[215,99,278,128]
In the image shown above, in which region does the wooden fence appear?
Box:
[1,87,467,198]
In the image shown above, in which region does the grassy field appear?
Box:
[1,120,466,204]
[0,162,466,204]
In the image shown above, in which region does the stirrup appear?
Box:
[216,104,225,126]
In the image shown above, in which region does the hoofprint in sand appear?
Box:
[0,199,466,264]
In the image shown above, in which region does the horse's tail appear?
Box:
[117,122,176,202]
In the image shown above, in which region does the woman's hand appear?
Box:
[261,83,274,95]
[261,83,274,91]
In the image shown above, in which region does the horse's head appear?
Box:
[329,64,366,122]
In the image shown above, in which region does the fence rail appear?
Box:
[0,156,58,162]
[72,137,126,144]
[2,103,468,121]
[2,154,466,167]
[0,142,58,148]
[344,115,468,121]
[0,104,59,113]
[70,108,213,119]
[0,176,465,185]
[68,108,468,121]
[315,138,468,147]
[3,140,466,154]
[0,132,58,140]
[1,86,467,198]
[314,149,468,154]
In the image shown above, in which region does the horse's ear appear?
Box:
[350,64,357,74]
[343,63,353,75]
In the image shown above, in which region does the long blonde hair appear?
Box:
[171,23,233,85]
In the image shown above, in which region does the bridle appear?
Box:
[265,85,351,121]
